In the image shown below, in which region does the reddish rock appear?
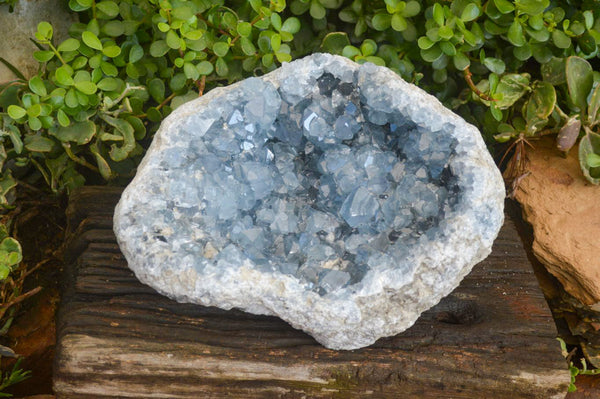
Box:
[513,136,600,306]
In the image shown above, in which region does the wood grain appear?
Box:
[54,187,570,398]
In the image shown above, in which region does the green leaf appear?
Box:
[28,116,42,131]
[129,44,144,63]
[237,21,252,37]
[150,40,170,57]
[126,116,146,140]
[483,57,505,74]
[172,5,193,20]
[421,44,442,62]
[566,56,594,113]
[55,66,74,86]
[57,38,80,52]
[90,145,112,180]
[587,153,600,168]
[65,88,78,108]
[196,60,214,75]
[402,1,420,17]
[183,62,200,80]
[101,61,119,77]
[526,81,556,121]
[169,73,187,91]
[453,52,470,70]
[57,109,70,127]
[439,41,456,56]
[74,81,97,95]
[97,77,120,91]
[579,131,600,184]
[461,4,480,22]
[24,135,54,152]
[0,237,21,266]
[33,51,55,63]
[102,45,121,58]
[183,29,203,41]
[27,104,41,117]
[146,107,162,122]
[515,0,549,16]
[507,21,525,47]
[438,25,453,40]
[552,30,571,49]
[36,21,53,41]
[417,36,435,50]
[7,105,26,119]
[531,43,553,64]
[101,115,135,161]
[281,17,301,34]
[96,1,119,17]
[148,78,165,102]
[493,0,514,13]
[513,43,532,61]
[166,30,181,49]
[270,13,282,31]
[578,31,597,56]
[0,265,9,280]
[213,42,229,57]
[82,31,103,50]
[360,39,377,56]
[432,3,444,26]
[490,104,502,121]
[372,13,391,31]
[391,13,407,32]
[54,120,96,145]
[320,32,350,55]
[310,0,326,19]
[270,34,281,52]
[102,21,125,37]
[588,85,600,126]
[495,73,530,109]
[583,10,594,30]
[275,52,292,63]
[216,57,229,77]
[342,45,361,59]
[157,23,170,33]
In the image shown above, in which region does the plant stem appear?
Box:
[0,286,41,321]
[463,66,495,102]
[196,75,206,96]
[62,143,99,172]
[47,42,67,65]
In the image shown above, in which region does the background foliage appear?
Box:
[0,0,599,199]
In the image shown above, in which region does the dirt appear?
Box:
[0,189,65,396]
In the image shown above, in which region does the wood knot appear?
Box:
[434,297,482,325]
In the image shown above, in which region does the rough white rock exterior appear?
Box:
[114,54,505,350]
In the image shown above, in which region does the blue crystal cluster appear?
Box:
[157,71,460,296]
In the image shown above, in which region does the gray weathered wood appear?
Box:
[54,186,570,398]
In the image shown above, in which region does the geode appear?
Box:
[114,54,505,350]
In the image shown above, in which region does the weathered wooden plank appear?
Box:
[54,187,570,398]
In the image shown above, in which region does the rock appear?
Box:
[114,54,505,350]
[513,136,600,306]
[0,0,78,83]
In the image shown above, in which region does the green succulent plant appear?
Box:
[0,0,599,205]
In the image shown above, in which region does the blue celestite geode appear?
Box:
[114,54,505,350]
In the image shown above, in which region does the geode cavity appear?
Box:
[114,54,504,350]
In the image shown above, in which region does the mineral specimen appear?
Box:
[114,54,505,350]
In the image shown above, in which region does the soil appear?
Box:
[0,188,65,397]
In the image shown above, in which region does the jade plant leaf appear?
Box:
[579,130,600,184]
[566,56,593,113]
